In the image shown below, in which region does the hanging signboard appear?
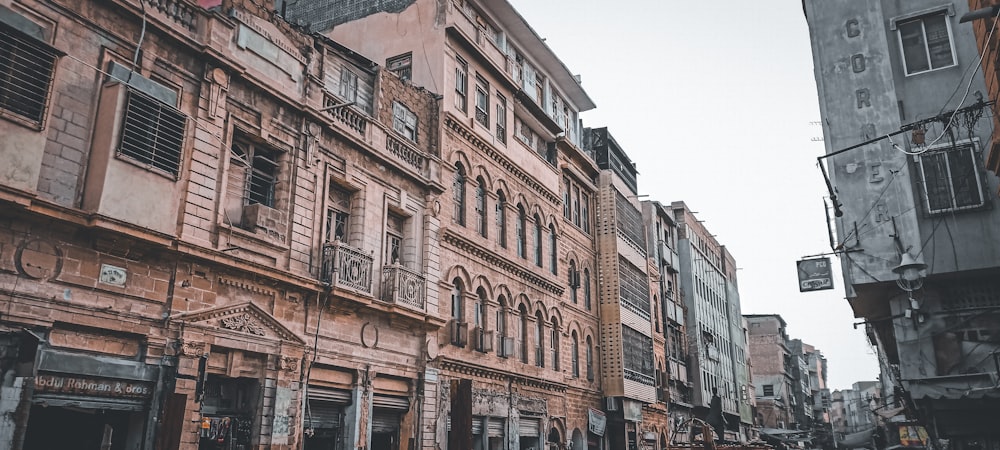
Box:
[797,257,834,292]
[588,408,606,436]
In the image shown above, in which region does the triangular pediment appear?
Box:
[171,302,306,345]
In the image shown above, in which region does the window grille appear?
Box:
[915,143,985,214]
[0,23,59,126]
[118,87,186,178]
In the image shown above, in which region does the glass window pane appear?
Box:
[924,15,954,69]
[900,20,930,73]
[947,147,981,208]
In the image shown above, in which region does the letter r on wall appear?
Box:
[856,89,871,109]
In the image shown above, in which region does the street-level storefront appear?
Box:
[22,349,160,450]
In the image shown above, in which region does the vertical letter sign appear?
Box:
[797,257,834,292]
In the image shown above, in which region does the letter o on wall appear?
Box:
[851,54,866,73]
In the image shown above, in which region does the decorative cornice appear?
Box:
[180,339,207,356]
[218,276,276,297]
[442,229,564,296]
[444,114,561,206]
[440,358,567,393]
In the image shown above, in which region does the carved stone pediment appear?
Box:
[171,302,306,345]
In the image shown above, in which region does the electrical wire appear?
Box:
[889,7,1000,156]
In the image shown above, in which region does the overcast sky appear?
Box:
[506,0,880,391]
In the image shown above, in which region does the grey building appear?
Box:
[805,0,1000,446]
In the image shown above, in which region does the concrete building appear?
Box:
[804,1,1000,446]
[643,200,694,438]
[672,202,751,441]
[745,315,795,431]
[0,0,447,449]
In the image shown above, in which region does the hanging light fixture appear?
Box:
[892,252,927,292]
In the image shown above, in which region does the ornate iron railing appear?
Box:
[322,241,373,294]
[380,264,425,311]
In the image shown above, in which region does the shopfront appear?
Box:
[21,349,160,450]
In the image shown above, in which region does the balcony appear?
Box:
[321,241,373,295]
[380,263,425,311]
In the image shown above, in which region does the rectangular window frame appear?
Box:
[0,21,61,129]
[495,92,507,144]
[117,86,187,179]
[894,9,957,76]
[914,141,987,214]
[339,66,359,102]
[386,52,412,81]
[455,56,468,113]
[475,75,489,128]
[392,101,418,142]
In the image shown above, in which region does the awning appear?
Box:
[837,427,875,449]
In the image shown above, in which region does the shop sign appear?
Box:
[588,408,606,436]
[797,257,834,292]
[899,425,929,447]
[34,374,153,399]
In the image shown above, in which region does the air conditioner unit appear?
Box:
[605,397,618,411]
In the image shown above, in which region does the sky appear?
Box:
[506,0,880,391]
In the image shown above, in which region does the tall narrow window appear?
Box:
[496,191,507,248]
[572,185,581,226]
[581,192,590,233]
[584,269,592,310]
[455,56,468,112]
[325,183,351,242]
[563,180,572,221]
[392,101,418,142]
[568,260,578,304]
[550,318,560,371]
[549,224,557,274]
[232,140,278,207]
[517,204,527,259]
[475,75,489,127]
[451,279,464,323]
[475,288,487,352]
[497,296,508,354]
[475,177,487,237]
[534,214,543,267]
[586,336,594,381]
[571,331,579,378]
[339,66,359,102]
[385,211,404,264]
[535,312,545,368]
[519,304,529,363]
[453,163,466,226]
[496,93,507,144]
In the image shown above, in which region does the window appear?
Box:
[568,260,578,304]
[581,192,590,233]
[392,101,417,142]
[339,66,359,102]
[563,180,572,220]
[897,12,955,75]
[496,93,507,144]
[586,336,594,381]
[496,191,507,248]
[455,56,468,112]
[516,204,527,259]
[325,183,352,242]
[915,143,986,214]
[230,138,278,208]
[550,318,560,371]
[497,296,508,354]
[583,269,592,310]
[475,177,487,237]
[519,304,529,363]
[474,288,487,352]
[0,22,59,126]
[763,384,775,397]
[385,212,404,264]
[118,87,186,178]
[453,163,467,226]
[549,224,557,274]
[571,332,580,378]
[475,75,489,127]
[451,279,465,323]
[534,215,543,267]
[386,53,412,80]
[535,312,545,368]
[563,177,592,233]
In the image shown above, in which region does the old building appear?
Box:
[672,202,752,441]
[805,1,1000,446]
[965,0,1000,174]
[745,315,795,431]
[281,0,622,449]
[643,200,693,439]
[0,0,447,449]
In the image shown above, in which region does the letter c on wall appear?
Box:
[846,19,861,38]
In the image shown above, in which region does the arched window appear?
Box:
[475,288,487,352]
[516,204,527,259]
[571,331,580,378]
[475,177,487,237]
[496,191,507,248]
[568,260,578,304]
[586,336,594,381]
[549,223,557,274]
[453,163,466,226]
[583,269,592,310]
[534,214,543,267]
[519,304,529,363]
[451,279,464,322]
[497,296,508,356]
[550,318,560,371]
[535,311,545,367]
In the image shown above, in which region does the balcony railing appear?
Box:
[324,93,368,136]
[624,368,656,386]
[385,134,426,173]
[145,0,197,31]
[380,263,425,311]
[322,241,373,295]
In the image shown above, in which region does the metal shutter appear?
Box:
[518,417,540,437]
[371,410,401,434]
[487,418,504,437]
[372,394,409,410]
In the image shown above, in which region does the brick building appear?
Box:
[0,0,445,448]
[745,314,795,430]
